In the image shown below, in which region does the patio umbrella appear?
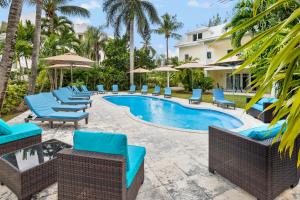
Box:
[176,61,208,88]
[44,53,94,84]
[129,67,150,88]
[46,64,93,88]
[152,65,178,87]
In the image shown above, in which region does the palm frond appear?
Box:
[58,5,90,18]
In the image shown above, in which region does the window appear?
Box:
[193,34,197,41]
[185,54,189,60]
[227,49,233,53]
[197,33,202,39]
[207,52,212,59]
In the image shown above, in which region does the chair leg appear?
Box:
[85,117,88,124]
[49,121,54,128]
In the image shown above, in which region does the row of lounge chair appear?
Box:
[25,87,94,129]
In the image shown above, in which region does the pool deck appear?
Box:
[1,93,299,200]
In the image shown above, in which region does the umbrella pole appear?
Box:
[167,71,170,88]
[71,65,73,84]
[60,69,63,88]
[54,69,57,89]
[140,74,142,89]
[191,69,193,89]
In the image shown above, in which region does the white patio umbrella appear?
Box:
[129,67,151,88]
[44,53,94,84]
[152,65,178,87]
[176,61,208,88]
[46,64,93,88]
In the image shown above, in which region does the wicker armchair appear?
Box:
[208,126,300,200]
[0,135,41,155]
[246,97,276,123]
[58,149,144,200]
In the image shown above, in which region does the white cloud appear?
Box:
[187,0,212,8]
[80,0,101,10]
[73,18,91,25]
[20,12,36,24]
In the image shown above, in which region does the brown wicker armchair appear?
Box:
[246,97,276,123]
[0,135,41,155]
[208,126,300,200]
[58,149,144,200]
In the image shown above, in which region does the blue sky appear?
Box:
[0,0,237,57]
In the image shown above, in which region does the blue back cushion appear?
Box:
[192,89,202,98]
[257,98,278,105]
[239,120,286,141]
[213,89,224,100]
[74,131,130,171]
[142,85,148,91]
[0,119,12,135]
[25,94,55,117]
[98,85,104,91]
[165,87,171,94]
[154,86,160,92]
[112,85,118,91]
[130,85,136,91]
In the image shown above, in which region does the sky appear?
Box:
[0,0,237,57]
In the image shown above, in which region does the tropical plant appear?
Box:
[0,0,24,110]
[42,0,90,33]
[103,0,160,85]
[154,13,183,63]
[220,0,300,165]
[81,26,108,64]
[28,0,42,95]
[42,16,74,36]
[208,13,222,27]
[134,47,156,69]
[140,34,156,57]
[0,0,9,8]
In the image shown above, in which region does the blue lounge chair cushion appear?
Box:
[215,99,235,105]
[257,98,278,105]
[112,85,118,92]
[97,85,105,92]
[213,89,225,100]
[0,119,12,135]
[239,120,286,141]
[73,131,130,171]
[126,145,146,188]
[164,88,171,95]
[48,112,88,119]
[190,89,202,101]
[0,123,42,144]
[52,104,87,111]
[251,104,264,112]
[129,85,136,92]
[141,85,148,92]
[153,86,160,93]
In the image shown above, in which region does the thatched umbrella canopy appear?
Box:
[152,65,179,87]
[129,67,151,88]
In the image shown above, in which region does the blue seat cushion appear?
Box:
[0,123,42,144]
[257,98,278,105]
[73,131,130,171]
[126,145,146,189]
[239,120,286,141]
[47,112,88,119]
[216,99,235,105]
[52,105,87,111]
[251,104,264,112]
[0,119,12,135]
[190,97,200,100]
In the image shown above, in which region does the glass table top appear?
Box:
[1,139,72,171]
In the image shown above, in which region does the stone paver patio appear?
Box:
[1,93,299,200]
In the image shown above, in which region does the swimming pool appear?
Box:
[103,95,243,131]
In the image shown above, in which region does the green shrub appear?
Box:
[196,77,214,93]
[1,82,28,114]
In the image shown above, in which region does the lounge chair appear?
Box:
[189,89,202,104]
[63,87,90,100]
[213,89,236,109]
[112,84,119,94]
[97,84,106,94]
[0,119,42,155]
[41,93,87,112]
[141,85,148,95]
[164,87,172,98]
[67,86,91,98]
[129,85,136,94]
[246,97,278,123]
[72,86,92,95]
[152,86,160,96]
[81,85,97,95]
[25,95,89,129]
[58,131,145,200]
[53,89,92,107]
[209,121,299,200]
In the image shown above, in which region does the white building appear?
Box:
[175,24,252,92]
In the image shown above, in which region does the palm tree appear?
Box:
[141,34,156,57]
[0,0,9,7]
[154,13,183,64]
[28,0,42,95]
[42,0,90,33]
[103,0,160,85]
[0,0,24,110]
[220,0,300,165]
[82,26,108,64]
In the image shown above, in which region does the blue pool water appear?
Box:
[103,95,243,131]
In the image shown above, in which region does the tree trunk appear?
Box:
[0,0,24,110]
[129,18,135,85]
[166,37,169,65]
[28,0,42,95]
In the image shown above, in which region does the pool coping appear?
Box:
[100,93,254,134]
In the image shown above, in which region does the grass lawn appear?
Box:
[2,112,23,122]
